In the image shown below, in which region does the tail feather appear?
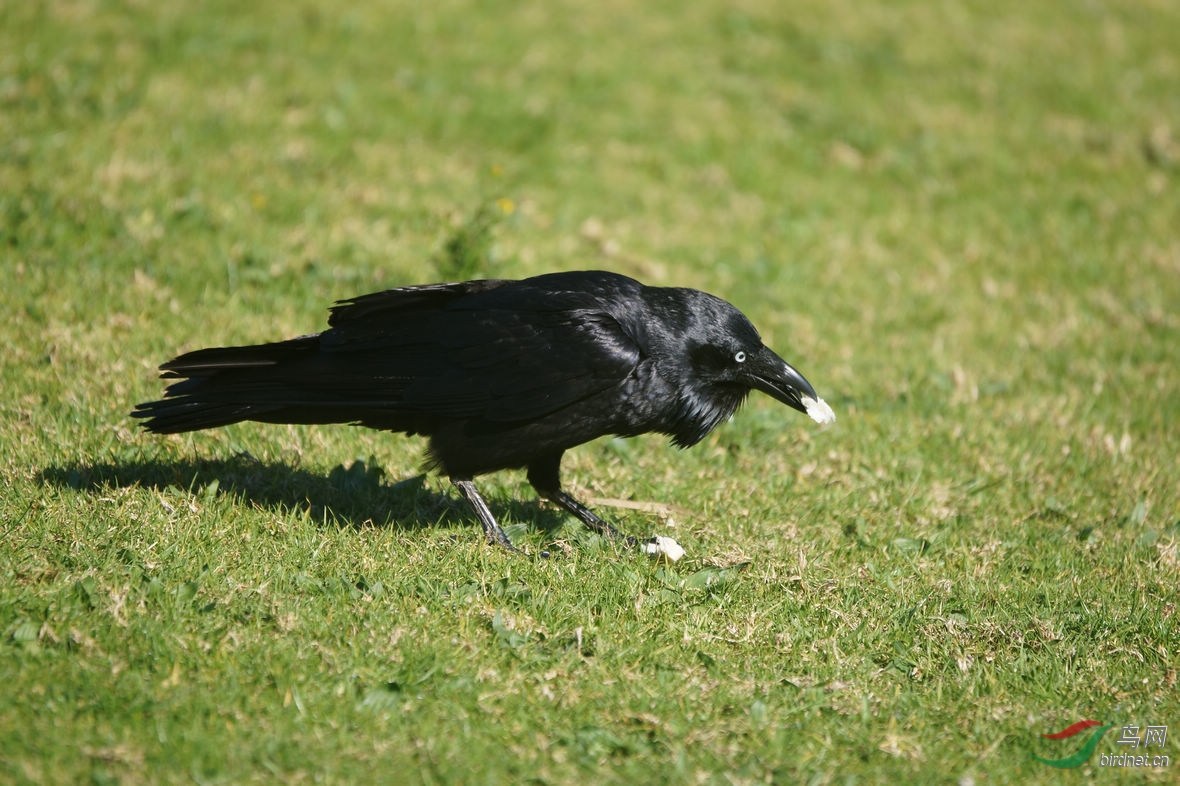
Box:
[159,338,317,375]
[132,336,324,434]
[132,400,282,434]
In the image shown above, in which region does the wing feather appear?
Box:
[314,275,644,423]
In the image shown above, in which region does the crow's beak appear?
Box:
[744,346,835,424]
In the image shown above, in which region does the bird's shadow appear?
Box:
[37,453,572,537]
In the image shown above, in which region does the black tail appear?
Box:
[131,336,325,434]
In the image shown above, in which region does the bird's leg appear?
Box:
[451,477,520,551]
[545,488,641,548]
[527,454,639,547]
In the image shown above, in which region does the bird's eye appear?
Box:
[734,351,747,363]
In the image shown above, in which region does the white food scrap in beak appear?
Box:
[801,395,836,426]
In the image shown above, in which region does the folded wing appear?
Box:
[134,276,644,433]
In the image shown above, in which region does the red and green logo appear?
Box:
[1033,720,1114,768]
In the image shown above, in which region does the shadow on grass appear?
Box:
[37,454,571,538]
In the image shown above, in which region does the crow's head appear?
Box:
[649,289,833,447]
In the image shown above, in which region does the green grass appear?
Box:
[2,0,1178,782]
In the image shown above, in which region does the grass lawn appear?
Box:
[2,0,1177,782]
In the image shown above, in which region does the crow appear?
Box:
[132,270,834,551]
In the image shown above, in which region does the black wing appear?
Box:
[321,272,644,423]
[134,272,647,433]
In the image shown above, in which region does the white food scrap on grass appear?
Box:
[801,395,836,426]
[642,536,686,562]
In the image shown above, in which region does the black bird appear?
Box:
[133,270,833,550]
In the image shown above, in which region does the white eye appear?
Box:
[734,351,747,363]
